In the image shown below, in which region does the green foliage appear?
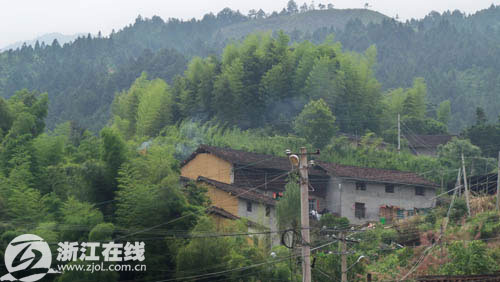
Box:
[442,240,499,275]
[276,175,301,230]
[468,212,500,239]
[6,186,44,224]
[438,137,495,175]
[401,116,448,135]
[449,198,468,224]
[463,121,500,158]
[33,133,65,167]
[476,107,488,126]
[319,214,350,229]
[175,217,230,278]
[89,222,115,241]
[60,197,104,241]
[100,127,127,180]
[380,229,398,245]
[402,77,427,120]
[112,73,174,138]
[294,99,336,148]
[313,250,365,282]
[0,98,13,138]
[32,222,59,244]
[367,247,414,279]
[437,100,451,127]
[176,217,268,281]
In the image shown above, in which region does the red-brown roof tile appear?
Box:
[406,135,455,148]
[317,162,438,187]
[197,176,277,206]
[183,145,438,188]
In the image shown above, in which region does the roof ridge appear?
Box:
[196,176,277,205]
[185,145,437,187]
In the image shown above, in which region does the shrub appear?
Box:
[319,214,349,229]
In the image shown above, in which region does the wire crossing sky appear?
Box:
[0,0,499,48]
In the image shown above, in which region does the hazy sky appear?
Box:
[1,0,499,48]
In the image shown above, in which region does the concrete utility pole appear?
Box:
[341,232,347,282]
[299,147,311,282]
[447,168,461,220]
[496,151,500,211]
[461,154,472,217]
[397,113,401,154]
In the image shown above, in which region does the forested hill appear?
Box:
[0,6,385,131]
[0,32,85,52]
[215,8,387,41]
[1,4,500,132]
[329,5,500,132]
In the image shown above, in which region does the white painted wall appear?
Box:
[327,177,436,224]
[237,199,279,245]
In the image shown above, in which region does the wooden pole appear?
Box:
[299,147,311,282]
[461,154,471,217]
[341,232,348,282]
[446,168,461,220]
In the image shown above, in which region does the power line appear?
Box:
[151,240,340,282]
[115,170,291,241]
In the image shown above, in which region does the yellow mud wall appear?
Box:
[206,185,239,216]
[181,153,233,184]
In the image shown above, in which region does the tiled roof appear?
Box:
[406,135,455,148]
[317,162,438,187]
[183,145,438,188]
[181,144,326,175]
[206,206,262,228]
[197,176,277,206]
[206,206,240,220]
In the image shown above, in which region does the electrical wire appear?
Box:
[115,170,292,241]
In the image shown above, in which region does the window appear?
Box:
[247,201,253,212]
[355,202,366,219]
[415,187,425,196]
[309,199,316,211]
[265,206,271,217]
[397,209,405,219]
[356,182,366,191]
[385,184,395,193]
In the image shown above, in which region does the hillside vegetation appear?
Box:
[3,4,500,132]
[215,8,387,41]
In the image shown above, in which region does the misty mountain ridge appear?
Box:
[1,32,86,51]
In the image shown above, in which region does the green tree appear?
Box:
[287,0,299,14]
[475,107,488,126]
[442,241,498,275]
[89,222,115,241]
[60,197,104,241]
[276,175,301,230]
[176,217,232,280]
[212,58,245,123]
[303,56,338,103]
[437,137,494,174]
[0,98,12,140]
[294,99,336,149]
[437,100,451,127]
[100,128,127,181]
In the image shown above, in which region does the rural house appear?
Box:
[406,135,455,156]
[181,145,438,227]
